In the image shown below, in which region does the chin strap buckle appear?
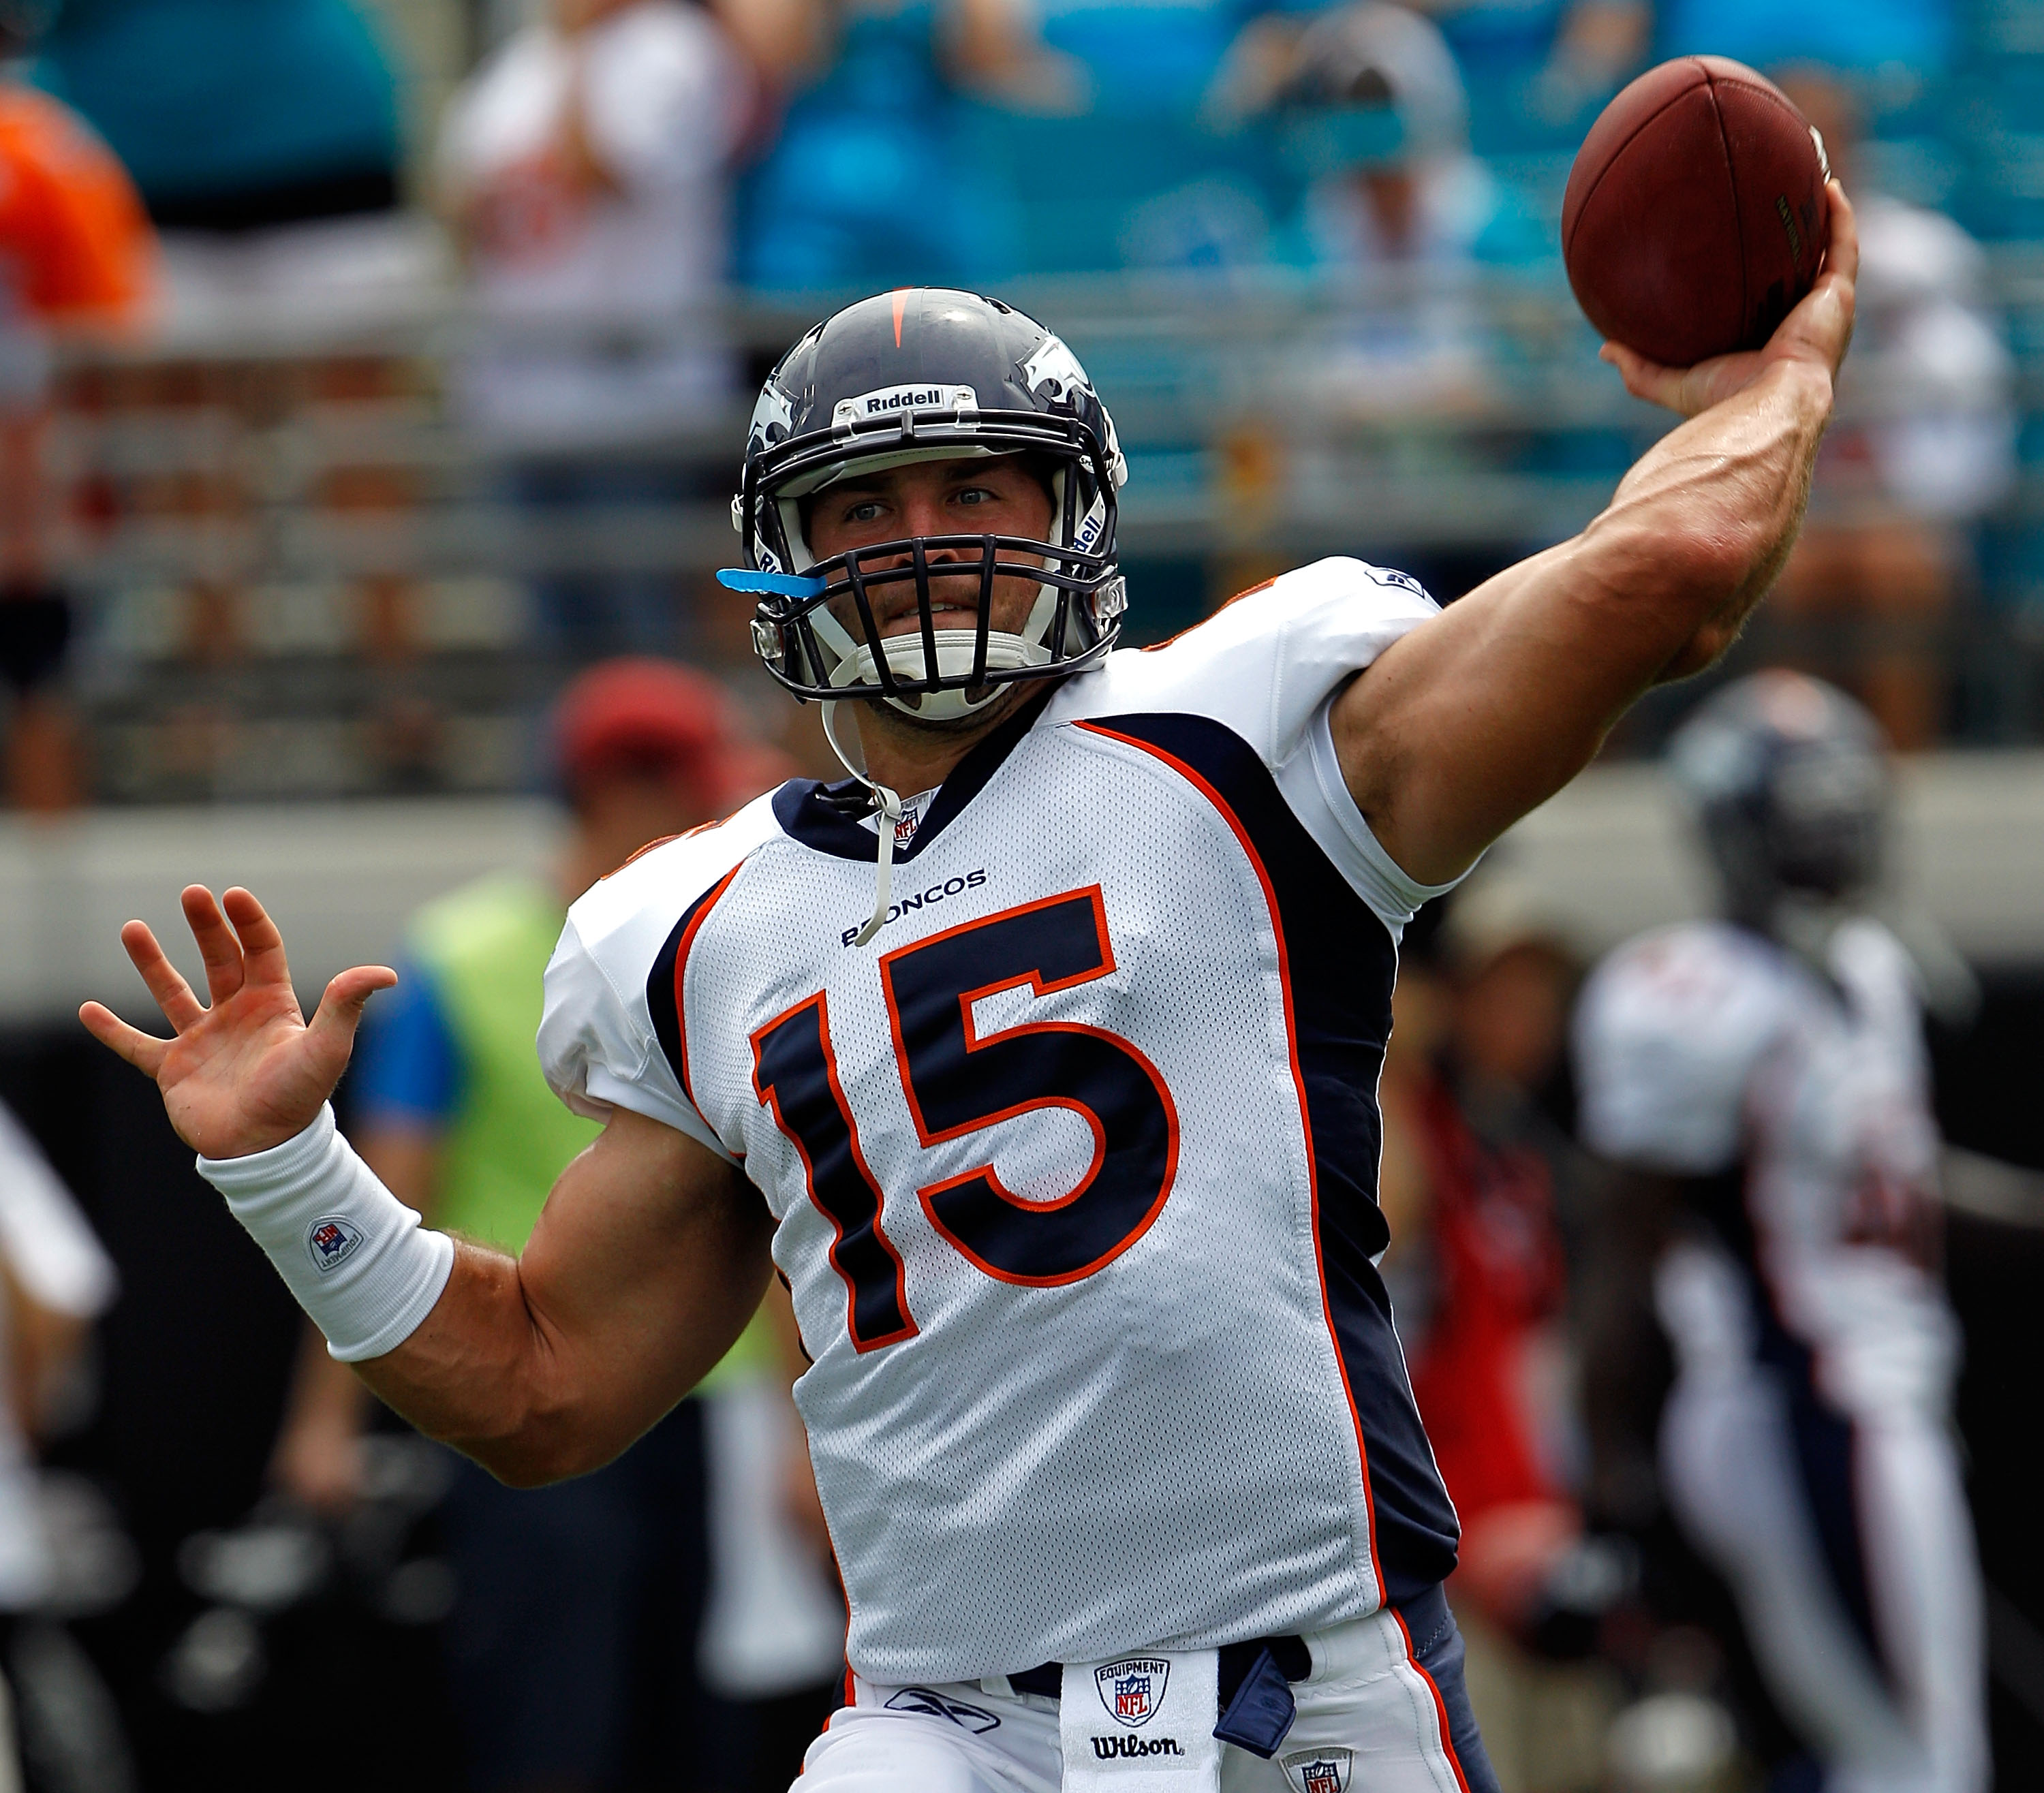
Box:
[851,783,904,947]
[820,695,908,949]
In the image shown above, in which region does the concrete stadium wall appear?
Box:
[3,751,2042,1026]
[1498,750,2044,967]
[0,797,560,1026]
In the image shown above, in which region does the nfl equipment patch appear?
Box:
[1062,1647,1220,1787]
[305,1214,363,1274]
[1282,1747,1352,1793]
[1096,1657,1170,1728]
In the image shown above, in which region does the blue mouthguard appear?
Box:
[717,567,829,599]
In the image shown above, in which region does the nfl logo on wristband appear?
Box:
[307,1214,364,1273]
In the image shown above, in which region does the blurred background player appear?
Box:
[1376,877,1622,1790]
[0,38,153,811]
[435,0,756,662]
[268,658,838,1793]
[0,1095,120,1790]
[1573,671,1987,1793]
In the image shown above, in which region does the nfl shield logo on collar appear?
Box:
[306,1215,363,1274]
[891,794,928,848]
[1095,1657,1168,1728]
[1282,1749,1352,1793]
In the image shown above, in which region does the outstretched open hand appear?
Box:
[78,886,395,1161]
[1602,179,1859,419]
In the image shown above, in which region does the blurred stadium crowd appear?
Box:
[0,0,2036,805]
[0,0,2042,1790]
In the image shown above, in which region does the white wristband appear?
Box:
[196,1105,454,1363]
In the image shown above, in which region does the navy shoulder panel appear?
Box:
[1083,711,1459,1600]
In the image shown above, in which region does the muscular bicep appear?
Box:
[353,1106,773,1485]
[1335,360,1834,885]
[518,1106,775,1448]
[1331,531,1710,885]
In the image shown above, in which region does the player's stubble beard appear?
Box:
[845,634,1066,792]
[866,676,1028,732]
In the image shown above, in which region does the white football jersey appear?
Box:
[539,558,1465,1683]
[1573,918,1955,1405]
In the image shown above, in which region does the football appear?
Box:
[1562,56,1831,369]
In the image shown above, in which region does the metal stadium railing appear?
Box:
[34,255,2044,803]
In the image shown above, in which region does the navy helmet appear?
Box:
[1669,671,1890,925]
[726,288,1128,723]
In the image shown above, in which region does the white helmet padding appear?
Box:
[810,602,1057,722]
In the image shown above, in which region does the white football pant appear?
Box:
[796,1597,1497,1793]
[1658,1245,1987,1793]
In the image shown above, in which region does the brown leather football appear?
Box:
[1562,56,1831,369]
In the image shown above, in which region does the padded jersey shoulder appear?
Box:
[537,790,787,1159]
[1049,556,1442,768]
[1573,922,1795,1176]
[559,789,784,975]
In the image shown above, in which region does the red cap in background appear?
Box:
[552,657,789,817]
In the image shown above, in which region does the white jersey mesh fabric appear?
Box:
[540,557,1466,1682]
[698,727,1376,1679]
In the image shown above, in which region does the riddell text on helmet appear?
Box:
[829,384,978,428]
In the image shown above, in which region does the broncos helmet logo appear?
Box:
[1021,334,1126,486]
[745,377,797,463]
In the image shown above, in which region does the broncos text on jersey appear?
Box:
[539,558,1467,1684]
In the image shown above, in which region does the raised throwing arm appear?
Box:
[81,886,771,1486]
[1338,183,1859,887]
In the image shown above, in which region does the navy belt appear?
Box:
[1002,1587,1453,1762]
[1007,1634,1312,1759]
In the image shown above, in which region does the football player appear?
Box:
[1573,671,1985,1793]
[80,183,1858,1790]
